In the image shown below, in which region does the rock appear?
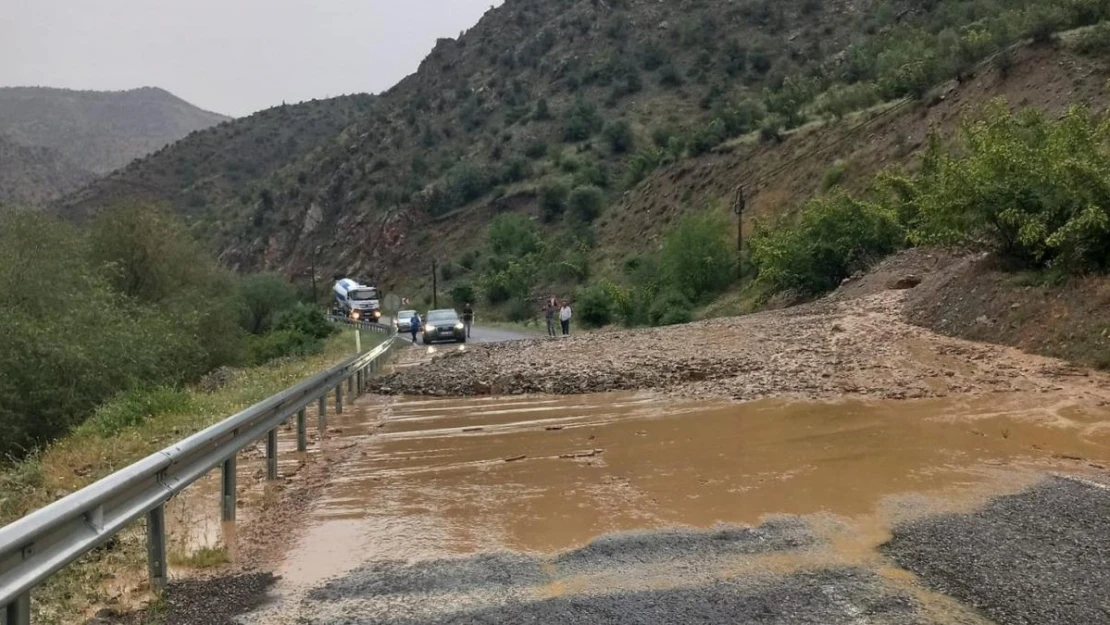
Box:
[888,275,923,290]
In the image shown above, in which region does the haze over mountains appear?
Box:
[0,86,228,207]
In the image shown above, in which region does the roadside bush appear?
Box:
[577,283,615,327]
[450,283,475,306]
[567,185,606,223]
[247,329,322,364]
[78,387,194,439]
[648,290,694,326]
[271,303,335,340]
[908,102,1110,271]
[749,192,905,296]
[238,273,299,334]
[659,210,737,303]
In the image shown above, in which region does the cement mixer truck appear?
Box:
[333,278,382,322]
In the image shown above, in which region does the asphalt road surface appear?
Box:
[382,316,535,346]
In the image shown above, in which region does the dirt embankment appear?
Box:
[369,260,1110,402]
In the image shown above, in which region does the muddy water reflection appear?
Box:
[280,391,1110,586]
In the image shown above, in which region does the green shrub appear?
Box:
[659,210,737,302]
[908,102,1110,271]
[567,185,606,223]
[749,192,905,296]
[450,283,475,306]
[524,138,548,159]
[577,283,615,327]
[649,290,694,326]
[564,100,603,142]
[659,64,685,88]
[603,119,635,153]
[540,179,570,222]
[534,98,552,121]
[1076,20,1110,54]
[248,329,323,364]
[821,160,849,192]
[79,387,193,439]
[238,273,299,334]
[488,213,542,257]
[272,303,335,340]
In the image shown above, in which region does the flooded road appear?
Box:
[265,390,1110,592]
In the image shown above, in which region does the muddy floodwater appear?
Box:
[271,390,1110,589]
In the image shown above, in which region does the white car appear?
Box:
[395,310,418,333]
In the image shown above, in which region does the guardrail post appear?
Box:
[296,408,307,451]
[318,396,327,434]
[4,592,30,625]
[266,428,278,480]
[347,375,355,403]
[146,504,168,594]
[335,384,343,415]
[222,454,237,522]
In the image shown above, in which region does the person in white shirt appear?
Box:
[559,301,572,336]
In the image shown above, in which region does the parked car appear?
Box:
[422,309,466,344]
[395,310,418,333]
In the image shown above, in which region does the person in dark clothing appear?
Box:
[462,303,475,338]
[544,299,557,337]
[409,312,421,344]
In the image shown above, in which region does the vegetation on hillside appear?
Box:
[0,205,334,460]
[0,86,228,175]
[66,0,1110,294]
[750,100,1110,297]
[0,135,96,207]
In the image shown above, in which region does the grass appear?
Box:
[0,328,364,624]
[168,546,230,569]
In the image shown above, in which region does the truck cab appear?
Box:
[333,279,381,322]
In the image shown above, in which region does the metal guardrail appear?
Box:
[0,321,397,625]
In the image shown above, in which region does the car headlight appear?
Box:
[351,311,360,320]
[425,324,434,332]
[455,322,465,330]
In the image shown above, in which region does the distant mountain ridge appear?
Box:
[0,135,96,208]
[0,86,229,175]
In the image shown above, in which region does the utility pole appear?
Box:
[310,246,319,305]
[432,259,439,309]
[734,185,746,277]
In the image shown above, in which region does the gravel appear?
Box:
[368,291,1102,403]
[91,573,277,625]
[282,520,968,625]
[883,476,1110,625]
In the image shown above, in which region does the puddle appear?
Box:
[276,391,1110,587]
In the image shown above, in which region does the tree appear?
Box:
[568,185,606,223]
[659,210,737,302]
[603,119,636,153]
[564,99,603,142]
[534,98,552,121]
[238,273,300,334]
[540,179,570,222]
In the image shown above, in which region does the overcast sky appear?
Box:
[1,0,501,117]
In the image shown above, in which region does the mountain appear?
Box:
[0,135,96,208]
[0,86,229,174]
[62,0,1110,297]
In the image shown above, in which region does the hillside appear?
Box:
[0,86,229,174]
[62,0,1110,300]
[0,135,95,208]
[63,94,376,225]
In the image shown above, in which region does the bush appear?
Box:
[1076,20,1110,54]
[577,283,615,327]
[450,283,475,306]
[603,119,635,153]
[659,210,737,302]
[649,290,694,326]
[524,138,548,159]
[908,102,1110,271]
[248,329,323,364]
[79,387,193,439]
[567,185,606,223]
[488,213,542,257]
[749,192,905,296]
[564,99,603,141]
[238,273,300,334]
[659,64,685,88]
[534,98,552,121]
[272,303,335,340]
[540,179,570,222]
[821,160,849,192]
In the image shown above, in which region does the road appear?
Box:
[381,317,537,347]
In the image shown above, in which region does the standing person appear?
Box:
[409,311,421,344]
[462,303,475,338]
[559,300,573,336]
[544,298,558,338]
